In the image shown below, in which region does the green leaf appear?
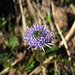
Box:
[4,30,10,37]
[45,45,58,56]
[61,70,68,75]
[0,17,7,26]
[73,67,75,74]
[45,15,52,22]
[2,17,5,21]
[13,26,16,35]
[24,58,35,71]
[2,21,7,26]
[3,62,11,68]
[5,41,9,46]
[0,53,8,64]
[9,36,18,49]
[65,0,71,3]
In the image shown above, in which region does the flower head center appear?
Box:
[32,30,42,38]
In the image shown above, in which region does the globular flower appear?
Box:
[24,24,54,51]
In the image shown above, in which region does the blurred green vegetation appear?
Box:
[0,0,75,75]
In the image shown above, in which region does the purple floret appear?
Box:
[25,24,53,50]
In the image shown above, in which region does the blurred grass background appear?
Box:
[0,0,75,75]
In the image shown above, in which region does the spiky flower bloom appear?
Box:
[24,24,54,51]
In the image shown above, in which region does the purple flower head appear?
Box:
[24,24,54,51]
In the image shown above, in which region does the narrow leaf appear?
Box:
[9,36,18,49]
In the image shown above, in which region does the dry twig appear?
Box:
[29,56,53,75]
[70,4,75,14]
[26,0,37,22]
[51,2,71,61]
[59,21,75,48]
[54,55,58,75]
[32,1,46,24]
[67,4,75,15]
[18,0,27,46]
[42,66,46,75]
